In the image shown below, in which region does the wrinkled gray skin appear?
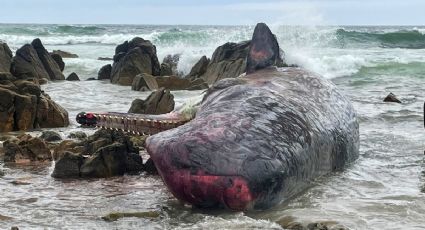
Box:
[146,66,359,210]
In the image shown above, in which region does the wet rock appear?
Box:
[50,53,65,72]
[144,158,157,174]
[0,214,13,221]
[97,64,112,80]
[98,57,113,61]
[128,88,174,114]
[160,54,181,76]
[3,134,52,163]
[11,227,19,230]
[51,151,84,178]
[131,73,158,91]
[383,92,401,103]
[102,211,160,222]
[0,169,4,177]
[10,44,50,81]
[52,129,144,178]
[187,55,209,79]
[200,39,284,84]
[66,72,80,81]
[40,130,62,142]
[51,50,78,58]
[31,39,65,80]
[67,131,87,140]
[0,41,13,73]
[111,37,160,85]
[132,73,207,91]
[200,41,251,84]
[36,93,69,128]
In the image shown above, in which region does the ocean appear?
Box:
[0,24,424,229]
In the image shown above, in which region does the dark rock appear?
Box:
[0,169,4,177]
[187,79,209,90]
[10,44,50,81]
[50,53,65,72]
[3,134,52,163]
[86,77,96,81]
[67,131,87,140]
[383,92,402,103]
[128,88,174,114]
[40,131,62,142]
[66,72,80,81]
[200,39,284,84]
[102,211,160,222]
[187,55,209,79]
[11,227,19,230]
[98,57,113,61]
[52,130,144,178]
[51,151,83,178]
[131,73,158,91]
[39,78,48,85]
[0,80,69,132]
[0,41,13,73]
[110,37,160,86]
[97,64,112,80]
[160,63,173,76]
[160,54,181,76]
[31,39,65,80]
[144,158,157,174]
[156,76,192,90]
[51,50,78,58]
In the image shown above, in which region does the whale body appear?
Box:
[145,23,359,210]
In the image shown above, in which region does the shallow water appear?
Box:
[1,24,425,229]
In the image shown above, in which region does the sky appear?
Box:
[0,0,424,25]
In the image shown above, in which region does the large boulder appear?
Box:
[187,55,209,79]
[200,41,250,84]
[110,37,160,86]
[0,79,69,132]
[51,129,144,178]
[50,53,65,72]
[31,39,65,80]
[128,88,174,114]
[199,40,284,84]
[10,44,50,81]
[36,93,69,128]
[0,42,13,73]
[98,64,112,80]
[3,134,52,163]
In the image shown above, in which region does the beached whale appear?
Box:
[77,23,359,210]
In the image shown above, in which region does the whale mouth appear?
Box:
[160,169,255,210]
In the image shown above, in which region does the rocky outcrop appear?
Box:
[50,53,65,72]
[51,50,78,58]
[199,40,284,84]
[110,37,160,86]
[51,129,145,178]
[132,73,208,91]
[0,42,13,73]
[31,39,65,80]
[66,72,80,81]
[98,64,112,80]
[384,92,402,103]
[11,39,66,82]
[0,79,69,132]
[187,55,209,79]
[40,131,62,142]
[3,134,52,163]
[128,88,174,114]
[10,44,50,81]
[160,54,181,76]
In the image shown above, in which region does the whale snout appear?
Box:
[162,170,254,210]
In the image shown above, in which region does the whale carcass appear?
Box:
[77,23,359,210]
